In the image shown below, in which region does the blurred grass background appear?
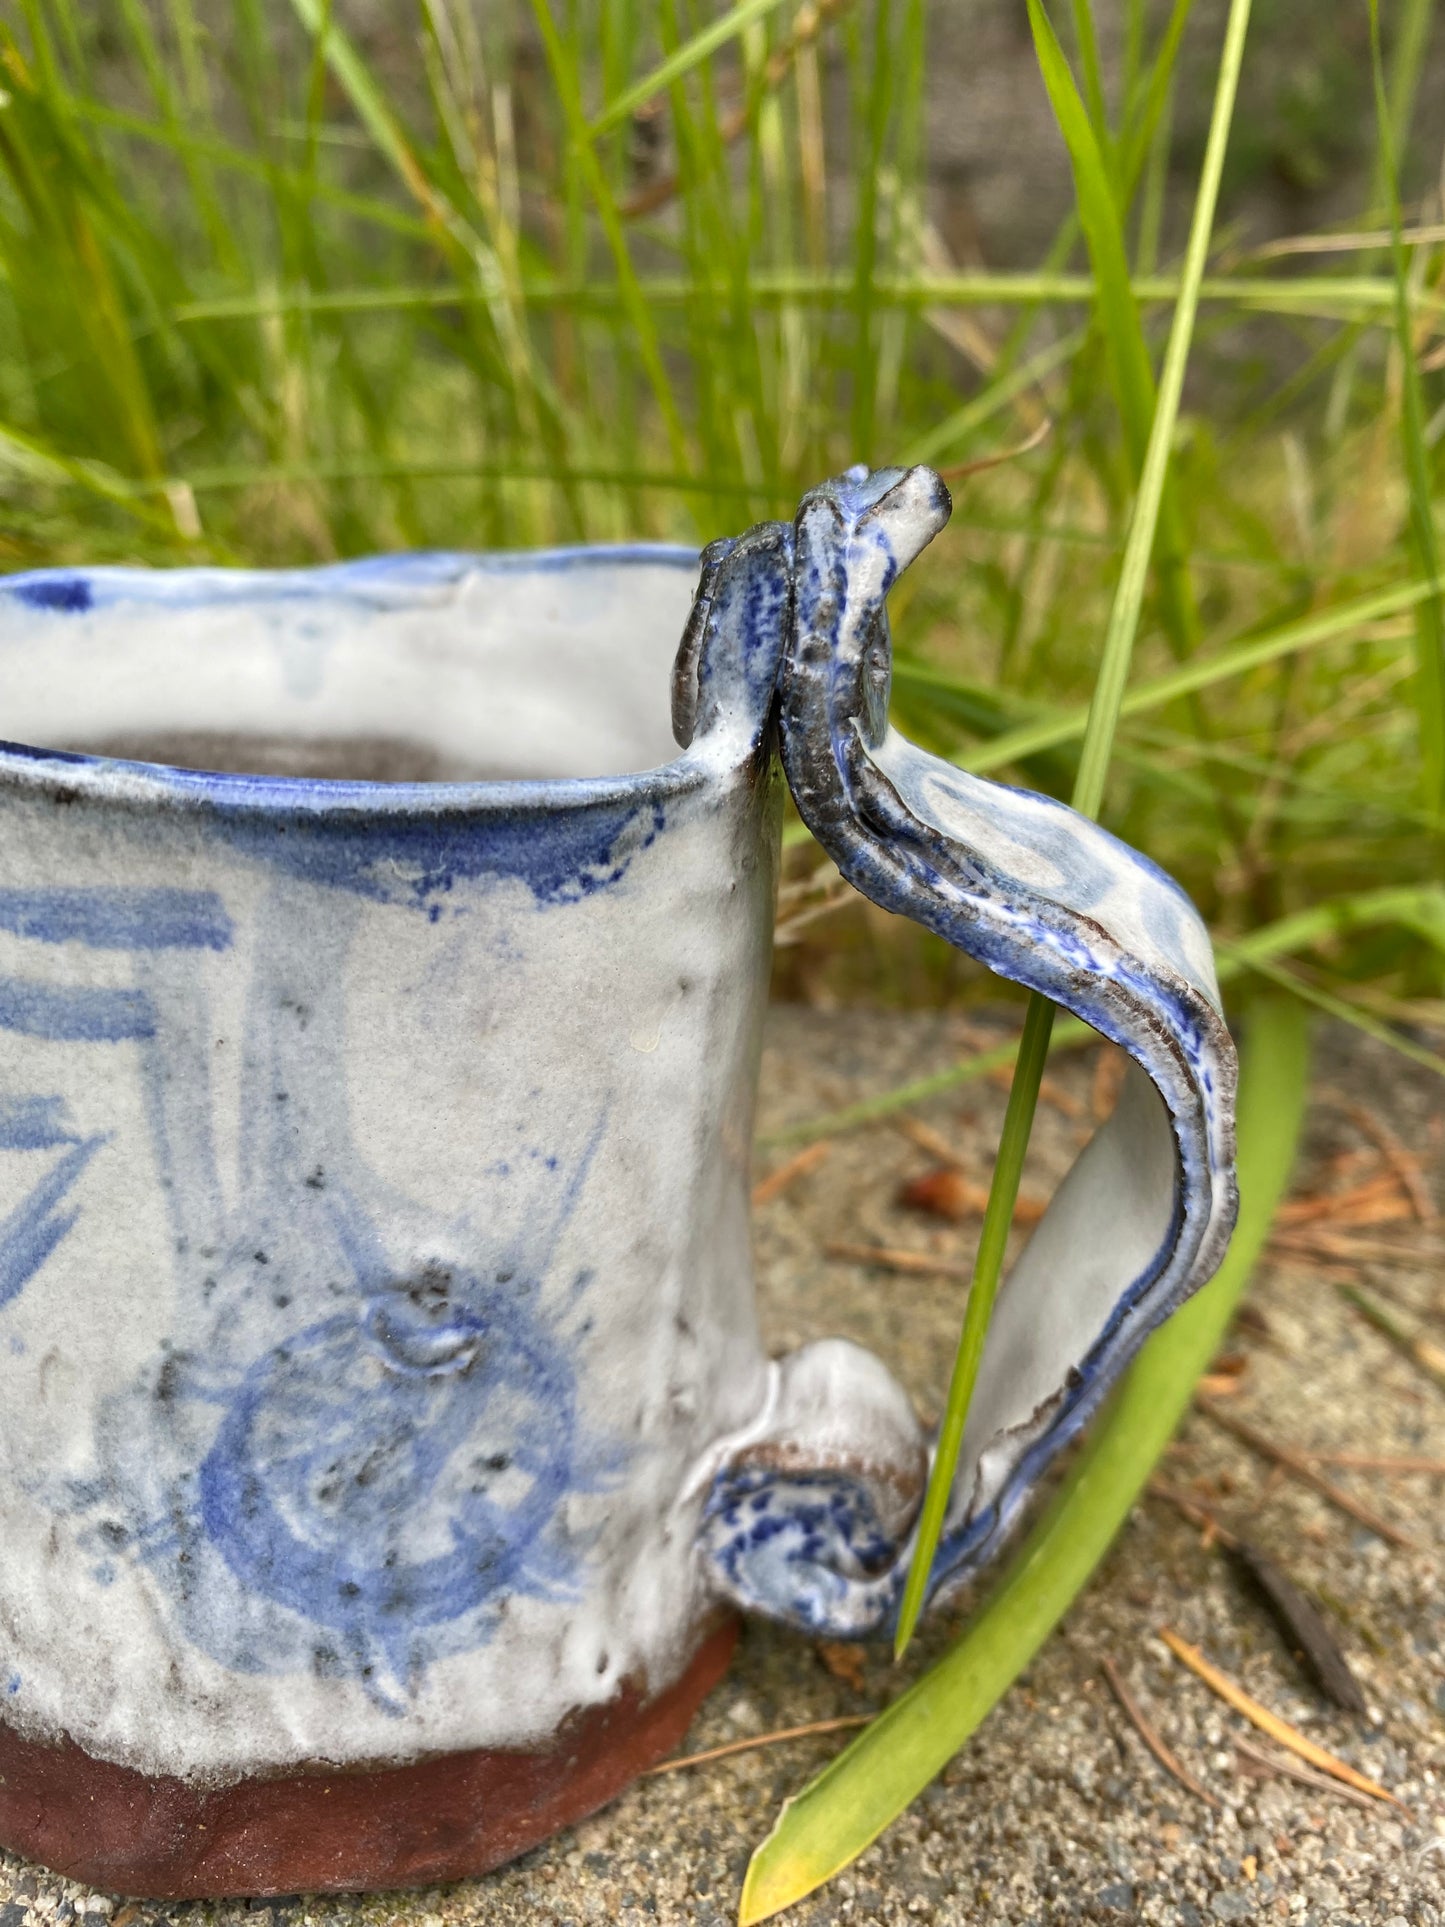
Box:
[1,0,1442,1050]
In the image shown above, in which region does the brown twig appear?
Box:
[1196,1369,1248,1399]
[1101,1654,1221,1808]
[642,1714,871,1776]
[1194,1398,1419,1549]
[752,1139,833,1207]
[1159,1631,1409,1814]
[1232,1736,1384,1814]
[897,1166,1048,1226]
[1152,1484,1369,1714]
[1090,1044,1127,1122]
[823,1241,974,1280]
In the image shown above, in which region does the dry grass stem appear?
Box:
[1090,1046,1127,1122]
[1147,1480,1242,1550]
[934,417,1053,482]
[619,0,851,219]
[1274,1171,1414,1226]
[986,1064,1088,1121]
[895,1115,969,1166]
[1267,1226,1445,1265]
[1243,220,1445,260]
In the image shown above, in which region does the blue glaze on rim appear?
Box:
[0,544,706,808]
[0,544,698,614]
[0,546,729,910]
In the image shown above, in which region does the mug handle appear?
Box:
[691,466,1238,1639]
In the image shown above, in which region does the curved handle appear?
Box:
[685,466,1238,1639]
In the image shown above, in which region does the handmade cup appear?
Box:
[0,467,1235,1897]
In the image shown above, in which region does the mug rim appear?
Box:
[0,545,711,821]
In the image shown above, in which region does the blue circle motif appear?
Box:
[197,1272,578,1651]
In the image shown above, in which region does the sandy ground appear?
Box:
[2,1008,1441,1927]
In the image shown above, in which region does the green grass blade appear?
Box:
[59,97,433,238]
[1367,0,1445,824]
[898,329,1085,468]
[286,0,436,210]
[1224,945,1445,1080]
[1224,884,1445,965]
[529,1,691,472]
[757,1024,1094,1148]
[154,268,1445,322]
[0,415,180,533]
[1027,0,1154,468]
[1067,0,1114,179]
[588,0,791,137]
[740,993,1310,1925]
[892,0,1253,1661]
[888,993,1055,1647]
[961,577,1430,774]
[1025,0,1203,666]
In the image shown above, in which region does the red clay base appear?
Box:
[0,1619,738,1899]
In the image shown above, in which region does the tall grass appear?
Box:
[4,0,1437,1037]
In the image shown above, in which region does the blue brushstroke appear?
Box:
[50,878,626,1708]
[206,795,667,910]
[0,887,233,952]
[0,977,155,1042]
[0,1135,105,1309]
[10,574,91,613]
[0,1094,80,1149]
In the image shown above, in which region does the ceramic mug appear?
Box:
[0,467,1235,1897]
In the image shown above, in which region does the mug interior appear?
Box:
[0,549,699,785]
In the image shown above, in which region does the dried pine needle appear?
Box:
[1233,1735,1384,1814]
[1101,1655,1221,1809]
[823,1241,975,1280]
[1159,1631,1409,1814]
[751,1139,833,1207]
[1194,1397,1418,1548]
[643,1715,872,1778]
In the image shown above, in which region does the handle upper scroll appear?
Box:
[687,465,1239,1637]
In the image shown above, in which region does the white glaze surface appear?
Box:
[0,558,818,1780]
